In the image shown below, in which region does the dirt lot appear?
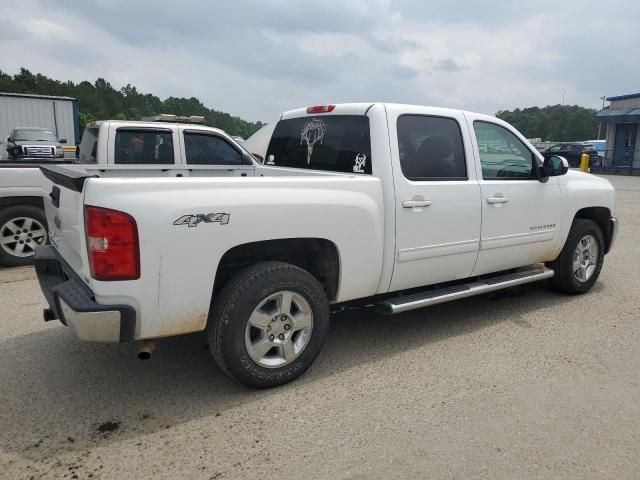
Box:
[1,175,639,480]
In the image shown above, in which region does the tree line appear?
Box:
[0,68,263,139]
[496,104,599,141]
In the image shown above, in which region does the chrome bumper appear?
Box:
[34,246,136,343]
[58,298,126,343]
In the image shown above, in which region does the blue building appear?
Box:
[596,93,640,173]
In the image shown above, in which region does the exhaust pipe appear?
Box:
[137,342,156,360]
[43,308,57,322]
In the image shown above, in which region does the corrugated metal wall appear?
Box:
[0,96,77,143]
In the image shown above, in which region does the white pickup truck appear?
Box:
[34,103,618,388]
[0,117,253,266]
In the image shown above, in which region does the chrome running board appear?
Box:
[376,267,554,315]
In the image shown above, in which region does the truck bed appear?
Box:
[42,167,385,340]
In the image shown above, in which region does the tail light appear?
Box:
[306,105,335,114]
[84,205,140,281]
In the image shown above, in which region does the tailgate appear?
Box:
[40,165,96,275]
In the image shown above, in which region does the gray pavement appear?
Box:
[0,175,639,479]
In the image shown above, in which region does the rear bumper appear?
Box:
[34,246,136,343]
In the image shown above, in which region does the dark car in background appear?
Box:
[5,127,67,161]
[542,142,600,168]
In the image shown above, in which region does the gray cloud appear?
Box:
[2,0,638,122]
[434,58,463,72]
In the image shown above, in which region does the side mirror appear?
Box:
[59,138,67,144]
[544,155,569,176]
[6,137,11,143]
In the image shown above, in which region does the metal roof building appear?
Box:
[595,92,640,172]
[0,92,80,145]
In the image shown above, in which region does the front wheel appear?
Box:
[550,219,605,294]
[208,261,330,388]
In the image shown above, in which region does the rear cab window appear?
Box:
[266,115,372,174]
[78,126,99,163]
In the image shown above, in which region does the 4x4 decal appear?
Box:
[174,213,230,228]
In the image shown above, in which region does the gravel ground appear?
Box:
[0,175,639,480]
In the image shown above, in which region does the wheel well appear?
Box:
[0,196,44,210]
[214,238,340,301]
[574,207,612,252]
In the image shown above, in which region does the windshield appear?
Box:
[12,130,57,142]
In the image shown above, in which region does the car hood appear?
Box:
[564,169,613,187]
[13,140,60,146]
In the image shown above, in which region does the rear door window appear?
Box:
[114,129,174,165]
[397,115,467,180]
[184,131,244,165]
[266,116,371,174]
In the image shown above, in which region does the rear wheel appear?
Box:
[208,261,330,388]
[0,205,48,267]
[550,219,604,294]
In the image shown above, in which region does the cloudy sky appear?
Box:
[1,0,638,122]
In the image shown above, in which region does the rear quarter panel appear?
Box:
[83,175,384,339]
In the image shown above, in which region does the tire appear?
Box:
[208,261,330,388]
[0,205,49,267]
[550,218,604,295]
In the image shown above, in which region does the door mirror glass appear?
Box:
[543,155,569,176]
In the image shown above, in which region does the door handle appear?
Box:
[402,200,432,208]
[486,196,509,204]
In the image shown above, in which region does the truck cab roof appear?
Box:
[280,102,484,120]
[90,120,228,137]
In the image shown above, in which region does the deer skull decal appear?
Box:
[300,118,327,164]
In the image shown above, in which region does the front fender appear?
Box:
[554,171,616,257]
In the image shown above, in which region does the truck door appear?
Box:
[387,106,482,291]
[467,116,562,275]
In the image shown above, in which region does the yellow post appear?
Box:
[580,153,589,172]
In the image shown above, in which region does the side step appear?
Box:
[376,267,554,315]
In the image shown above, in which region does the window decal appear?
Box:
[300,118,327,164]
[353,152,367,173]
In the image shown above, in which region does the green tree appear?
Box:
[0,68,263,138]
[78,111,95,132]
[496,105,599,141]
